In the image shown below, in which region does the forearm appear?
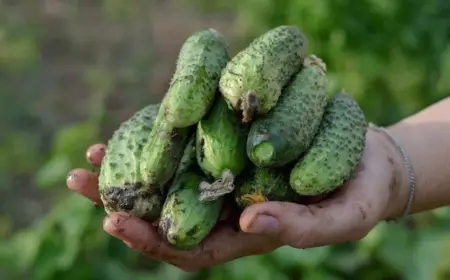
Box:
[384,97,450,219]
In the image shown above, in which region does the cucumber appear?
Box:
[161,28,230,128]
[219,25,308,123]
[235,167,302,209]
[290,91,368,196]
[99,103,166,222]
[247,55,329,167]
[139,111,192,195]
[158,157,223,250]
[195,96,250,201]
[174,133,197,178]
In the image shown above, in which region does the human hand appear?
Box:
[66,128,405,271]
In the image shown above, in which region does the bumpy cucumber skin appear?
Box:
[174,133,197,178]
[99,103,165,222]
[158,171,224,250]
[162,29,230,128]
[139,112,191,194]
[219,25,308,123]
[235,167,301,209]
[247,55,329,167]
[289,92,368,196]
[196,97,249,179]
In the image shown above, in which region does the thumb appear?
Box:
[239,199,370,249]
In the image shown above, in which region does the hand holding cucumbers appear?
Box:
[66,26,400,271]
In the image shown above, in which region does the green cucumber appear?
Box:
[158,143,224,250]
[247,55,329,167]
[235,167,302,209]
[173,133,197,178]
[290,91,368,196]
[195,96,250,201]
[99,103,165,222]
[219,25,308,123]
[139,112,191,194]
[161,28,230,128]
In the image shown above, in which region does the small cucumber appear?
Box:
[139,112,192,194]
[235,167,302,209]
[195,96,250,201]
[290,91,368,196]
[158,171,224,250]
[174,133,197,178]
[161,29,230,128]
[99,103,166,222]
[247,55,329,167]
[219,25,308,123]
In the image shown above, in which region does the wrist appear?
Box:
[370,125,412,221]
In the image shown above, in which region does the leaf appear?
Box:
[34,156,71,189]
[34,122,99,189]
[376,223,414,272]
[0,131,42,176]
[325,250,368,274]
[405,230,448,280]
[269,245,331,269]
[0,227,43,275]
[51,122,98,161]
[154,264,193,280]
[302,268,344,280]
[28,194,95,280]
[225,255,290,280]
[95,260,136,280]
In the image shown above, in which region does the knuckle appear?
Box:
[289,228,317,249]
[292,203,316,217]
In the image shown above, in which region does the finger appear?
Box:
[240,160,392,249]
[67,168,102,205]
[103,212,279,271]
[86,143,106,167]
[240,199,360,249]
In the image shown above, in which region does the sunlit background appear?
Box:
[1,0,450,279]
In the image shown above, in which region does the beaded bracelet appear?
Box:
[368,123,416,219]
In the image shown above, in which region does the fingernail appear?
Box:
[247,214,280,235]
[67,171,76,181]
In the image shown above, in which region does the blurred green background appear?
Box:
[1,0,450,279]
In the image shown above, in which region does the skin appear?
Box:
[66,96,450,272]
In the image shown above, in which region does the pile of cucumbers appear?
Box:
[97,25,368,250]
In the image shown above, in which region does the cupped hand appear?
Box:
[66,128,403,271]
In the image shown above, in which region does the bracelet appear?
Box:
[368,123,416,219]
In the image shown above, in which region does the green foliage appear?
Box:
[1,0,450,279]
[35,122,99,189]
